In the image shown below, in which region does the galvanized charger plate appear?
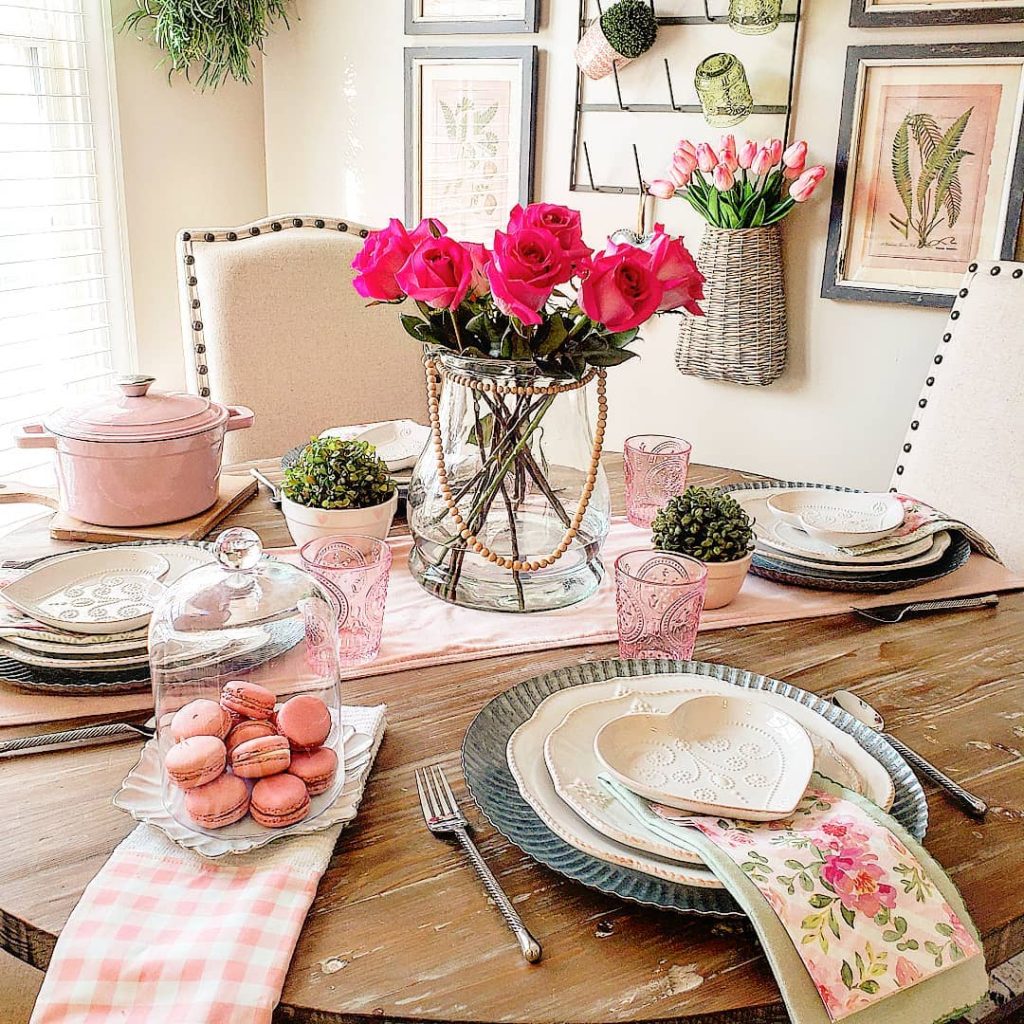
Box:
[725,481,972,593]
[462,659,928,917]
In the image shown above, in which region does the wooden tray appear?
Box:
[0,474,257,543]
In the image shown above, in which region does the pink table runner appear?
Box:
[2,517,1022,728]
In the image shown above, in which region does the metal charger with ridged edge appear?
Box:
[461,659,928,917]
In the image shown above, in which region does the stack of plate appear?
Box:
[0,543,218,695]
[723,481,970,593]
[463,659,928,916]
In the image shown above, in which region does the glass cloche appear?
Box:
[149,528,344,838]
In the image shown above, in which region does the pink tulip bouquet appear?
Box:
[351,204,704,379]
[648,135,828,228]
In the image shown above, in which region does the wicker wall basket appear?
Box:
[675,224,787,387]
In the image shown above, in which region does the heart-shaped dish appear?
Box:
[594,694,814,820]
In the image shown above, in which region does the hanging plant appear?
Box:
[122,0,293,91]
[575,0,658,81]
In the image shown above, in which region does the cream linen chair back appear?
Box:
[177,215,429,462]
[889,260,1024,569]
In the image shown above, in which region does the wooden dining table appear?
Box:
[1,455,1022,1024]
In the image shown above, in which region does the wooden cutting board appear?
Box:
[42,474,258,543]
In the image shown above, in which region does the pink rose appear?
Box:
[351,218,416,301]
[644,225,704,315]
[895,956,923,988]
[464,242,491,299]
[507,203,591,270]
[395,235,475,311]
[579,247,663,332]
[821,846,897,919]
[487,225,571,324]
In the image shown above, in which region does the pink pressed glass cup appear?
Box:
[614,550,707,660]
[299,536,392,665]
[623,434,692,528]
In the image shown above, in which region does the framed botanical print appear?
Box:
[850,0,1024,27]
[405,0,539,34]
[405,47,537,243]
[822,43,1024,307]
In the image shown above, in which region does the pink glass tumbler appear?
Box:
[614,550,707,660]
[623,434,692,528]
[300,536,392,665]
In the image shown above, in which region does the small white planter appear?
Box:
[701,553,753,610]
[281,491,398,547]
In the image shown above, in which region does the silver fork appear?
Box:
[853,594,999,624]
[415,763,542,963]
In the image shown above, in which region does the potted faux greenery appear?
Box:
[652,486,754,609]
[281,438,397,546]
[575,0,658,81]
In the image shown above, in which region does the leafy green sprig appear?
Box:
[282,438,394,511]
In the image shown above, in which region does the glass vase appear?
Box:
[408,350,611,613]
[728,0,782,35]
[694,52,753,128]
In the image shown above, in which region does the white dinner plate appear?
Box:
[320,419,430,472]
[526,676,894,875]
[5,632,149,655]
[0,638,150,671]
[757,531,951,575]
[729,488,932,565]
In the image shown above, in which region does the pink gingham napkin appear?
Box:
[30,704,385,1024]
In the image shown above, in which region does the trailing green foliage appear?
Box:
[652,486,755,563]
[282,438,395,511]
[121,0,292,90]
[601,0,658,58]
[399,299,640,381]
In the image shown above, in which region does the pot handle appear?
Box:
[225,405,255,432]
[14,423,58,449]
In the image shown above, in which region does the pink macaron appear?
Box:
[165,735,227,790]
[289,746,339,797]
[230,734,291,778]
[276,694,331,751]
[225,719,278,755]
[220,680,276,721]
[170,699,232,743]
[250,773,311,828]
[185,772,250,830]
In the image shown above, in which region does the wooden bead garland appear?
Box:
[424,358,607,573]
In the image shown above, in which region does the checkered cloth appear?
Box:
[30,704,386,1024]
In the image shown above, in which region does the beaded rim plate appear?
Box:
[462,659,928,918]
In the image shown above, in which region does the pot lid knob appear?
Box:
[215,528,263,572]
[116,374,157,398]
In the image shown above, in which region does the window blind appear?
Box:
[0,0,130,489]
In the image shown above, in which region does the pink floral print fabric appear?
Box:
[654,788,981,1022]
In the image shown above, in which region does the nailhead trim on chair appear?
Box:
[176,215,376,399]
[888,260,1021,493]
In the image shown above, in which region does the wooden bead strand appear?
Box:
[424,357,607,573]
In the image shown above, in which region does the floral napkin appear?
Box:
[839,495,1001,563]
[602,773,987,1024]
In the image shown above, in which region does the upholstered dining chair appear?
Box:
[889,259,1024,569]
[176,215,429,462]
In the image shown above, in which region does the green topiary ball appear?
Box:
[651,486,755,563]
[601,0,658,59]
[282,437,395,510]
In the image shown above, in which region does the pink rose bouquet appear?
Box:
[351,202,703,378]
[648,135,828,228]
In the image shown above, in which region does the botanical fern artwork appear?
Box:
[889,108,973,249]
[437,96,502,219]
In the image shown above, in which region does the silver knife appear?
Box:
[0,722,155,757]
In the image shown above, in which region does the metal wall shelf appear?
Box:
[570,0,804,196]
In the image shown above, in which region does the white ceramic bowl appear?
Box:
[281,491,398,546]
[766,490,905,547]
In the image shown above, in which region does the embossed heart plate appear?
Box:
[766,489,904,547]
[594,694,814,820]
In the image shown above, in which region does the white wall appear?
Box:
[261,1,1023,488]
[111,0,269,390]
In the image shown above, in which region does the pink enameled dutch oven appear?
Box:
[16,375,254,527]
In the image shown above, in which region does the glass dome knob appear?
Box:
[215,528,263,571]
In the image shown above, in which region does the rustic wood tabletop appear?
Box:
[1,456,1021,1023]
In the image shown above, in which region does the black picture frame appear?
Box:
[405,0,539,34]
[849,0,1023,26]
[822,42,1024,308]
[404,46,538,230]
